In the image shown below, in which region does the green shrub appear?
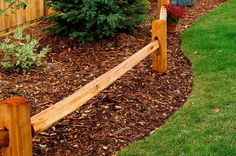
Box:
[46,0,150,42]
[0,29,49,71]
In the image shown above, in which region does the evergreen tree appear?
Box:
[46,0,150,42]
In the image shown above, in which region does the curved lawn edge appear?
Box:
[118,0,236,155]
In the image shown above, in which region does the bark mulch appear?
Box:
[0,0,225,155]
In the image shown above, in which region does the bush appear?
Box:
[0,29,49,71]
[46,0,150,42]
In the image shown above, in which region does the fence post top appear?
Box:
[1,96,27,106]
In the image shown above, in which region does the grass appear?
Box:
[118,0,236,155]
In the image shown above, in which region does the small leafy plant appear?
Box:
[165,4,185,24]
[0,29,49,71]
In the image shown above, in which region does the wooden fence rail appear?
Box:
[31,40,160,134]
[0,1,169,155]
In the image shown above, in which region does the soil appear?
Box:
[0,0,226,155]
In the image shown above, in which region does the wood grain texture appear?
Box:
[0,2,6,31]
[31,41,159,134]
[0,0,54,35]
[156,20,167,73]
[152,20,159,71]
[152,20,167,72]
[0,97,32,156]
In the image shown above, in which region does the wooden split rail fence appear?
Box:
[0,1,170,155]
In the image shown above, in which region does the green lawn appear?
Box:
[118,0,236,155]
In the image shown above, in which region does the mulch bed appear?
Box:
[0,0,226,155]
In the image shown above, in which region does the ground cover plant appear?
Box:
[46,0,150,42]
[119,0,235,155]
[0,29,49,71]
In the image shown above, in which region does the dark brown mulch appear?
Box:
[0,0,225,155]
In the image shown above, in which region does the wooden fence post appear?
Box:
[0,97,32,156]
[157,0,170,15]
[152,19,167,73]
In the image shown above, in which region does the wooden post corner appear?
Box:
[0,96,32,156]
